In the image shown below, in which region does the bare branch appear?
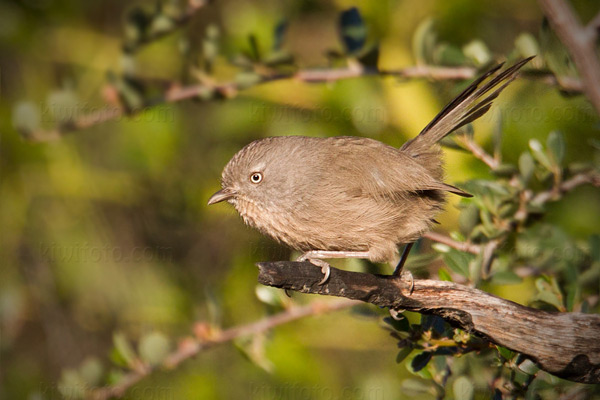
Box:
[258,261,600,384]
[539,0,600,114]
[455,134,499,170]
[531,170,600,205]
[423,231,480,254]
[87,298,357,400]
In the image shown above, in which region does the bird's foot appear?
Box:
[298,255,331,285]
[389,308,406,320]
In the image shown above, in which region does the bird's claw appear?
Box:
[299,257,331,285]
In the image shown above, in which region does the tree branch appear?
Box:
[87,298,358,400]
[538,0,600,114]
[423,231,480,254]
[258,261,600,384]
[24,64,582,142]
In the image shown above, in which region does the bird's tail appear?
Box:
[401,56,534,157]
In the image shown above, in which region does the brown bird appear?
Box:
[209,57,533,283]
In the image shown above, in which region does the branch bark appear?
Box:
[257,261,600,384]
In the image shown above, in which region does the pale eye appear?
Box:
[250,172,263,184]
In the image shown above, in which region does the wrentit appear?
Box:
[209,57,533,283]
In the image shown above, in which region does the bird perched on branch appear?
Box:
[209,57,533,284]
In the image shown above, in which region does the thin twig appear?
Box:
[423,231,480,254]
[87,298,357,400]
[531,170,600,204]
[455,134,499,170]
[539,0,600,114]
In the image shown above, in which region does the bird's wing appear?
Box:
[325,137,471,198]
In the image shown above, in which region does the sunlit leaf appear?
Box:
[453,376,474,400]
[412,18,437,64]
[12,101,41,135]
[139,331,171,366]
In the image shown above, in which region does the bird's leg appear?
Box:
[297,250,371,285]
[393,243,414,294]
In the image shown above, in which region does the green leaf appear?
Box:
[492,163,518,177]
[519,152,535,184]
[491,271,522,285]
[203,24,220,71]
[58,369,86,400]
[515,33,539,59]
[79,357,103,387]
[12,101,41,135]
[459,203,480,236]
[235,72,262,89]
[443,249,472,278]
[411,351,432,372]
[47,89,80,124]
[518,359,540,375]
[546,130,565,166]
[496,345,515,360]
[434,43,466,66]
[453,376,474,400]
[248,34,261,61]
[412,18,436,64]
[534,276,565,311]
[139,331,171,366]
[529,139,553,171]
[150,14,174,36]
[438,268,453,281]
[273,21,287,51]
[112,332,136,368]
[590,235,600,263]
[396,347,413,363]
[462,39,491,66]
[339,7,367,55]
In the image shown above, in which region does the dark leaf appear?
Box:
[396,347,413,363]
[339,7,367,54]
[273,21,287,51]
[411,351,432,372]
[357,45,379,68]
[383,315,411,332]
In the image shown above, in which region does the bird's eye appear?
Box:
[250,172,263,184]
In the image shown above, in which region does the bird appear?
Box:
[208,57,533,284]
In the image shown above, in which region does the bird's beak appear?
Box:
[208,188,236,205]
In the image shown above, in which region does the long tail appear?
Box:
[401,56,534,156]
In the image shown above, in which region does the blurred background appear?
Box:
[1,0,599,399]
